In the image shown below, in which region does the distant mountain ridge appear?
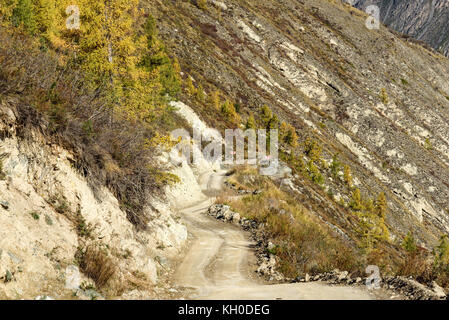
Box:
[353,0,449,56]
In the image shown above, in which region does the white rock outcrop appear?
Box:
[0,104,188,299]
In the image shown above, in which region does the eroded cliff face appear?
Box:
[0,101,188,299]
[353,0,449,56]
[149,0,449,245]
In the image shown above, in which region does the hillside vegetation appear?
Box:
[147,0,449,287]
[0,0,185,229]
[0,0,449,295]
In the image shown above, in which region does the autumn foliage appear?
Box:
[0,1,183,229]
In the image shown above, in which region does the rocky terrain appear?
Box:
[152,0,449,247]
[0,102,189,299]
[352,0,449,56]
[174,176,381,300]
[207,202,447,300]
[1,0,449,300]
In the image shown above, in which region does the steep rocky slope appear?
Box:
[149,0,449,246]
[0,96,233,299]
[353,0,449,56]
[0,102,188,299]
[2,0,449,299]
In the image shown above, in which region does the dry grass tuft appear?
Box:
[77,245,116,289]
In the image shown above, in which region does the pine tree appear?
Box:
[196,84,205,102]
[288,125,298,147]
[246,113,256,130]
[12,0,37,35]
[75,0,109,80]
[267,113,278,130]
[261,105,272,127]
[434,235,449,266]
[343,164,353,188]
[402,231,417,254]
[221,100,240,123]
[35,0,62,41]
[280,122,288,138]
[307,161,324,185]
[280,122,298,147]
[186,76,196,96]
[375,192,387,218]
[364,198,374,214]
[260,105,280,149]
[304,138,322,164]
[140,15,180,97]
[330,153,341,177]
[197,0,207,10]
[0,0,17,23]
[349,188,363,211]
[142,14,170,69]
[169,56,182,95]
[158,61,181,97]
[209,90,220,109]
[75,0,140,81]
[70,1,175,120]
[144,14,158,47]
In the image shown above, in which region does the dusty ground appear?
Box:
[171,171,397,300]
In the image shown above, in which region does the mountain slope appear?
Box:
[1,0,449,298]
[149,0,449,246]
[353,0,449,56]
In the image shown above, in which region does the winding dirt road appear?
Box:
[173,171,378,300]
